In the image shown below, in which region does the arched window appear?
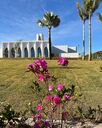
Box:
[4,48,8,57]
[11,48,15,58]
[44,47,48,57]
[24,48,28,57]
[18,48,21,57]
[31,47,35,57]
[37,47,42,57]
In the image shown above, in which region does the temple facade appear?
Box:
[0,34,49,58]
[0,34,80,58]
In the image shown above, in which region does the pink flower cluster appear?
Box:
[58,57,69,66]
[46,84,71,107]
[28,59,50,82]
[32,104,49,128]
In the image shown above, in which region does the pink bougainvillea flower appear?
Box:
[53,96,61,105]
[37,105,43,111]
[37,113,42,120]
[38,74,44,81]
[35,59,47,72]
[58,57,69,66]
[57,84,63,91]
[28,63,39,74]
[64,94,70,101]
[27,64,35,72]
[45,72,50,81]
[46,95,53,102]
[48,85,53,91]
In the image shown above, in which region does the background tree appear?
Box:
[13,43,20,58]
[83,0,101,61]
[37,12,60,59]
[76,2,88,60]
[98,13,102,21]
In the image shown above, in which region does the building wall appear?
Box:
[59,53,80,58]
[0,34,79,58]
[0,43,3,58]
[2,34,49,58]
[0,47,3,58]
[52,45,67,56]
[2,41,49,58]
[52,45,78,57]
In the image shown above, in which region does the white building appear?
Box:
[0,34,80,58]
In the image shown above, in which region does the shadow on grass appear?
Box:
[48,66,82,69]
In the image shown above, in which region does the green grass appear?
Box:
[0,59,102,112]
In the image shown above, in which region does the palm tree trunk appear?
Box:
[82,21,85,60]
[88,14,92,61]
[48,28,52,59]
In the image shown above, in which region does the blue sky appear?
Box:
[0,0,102,54]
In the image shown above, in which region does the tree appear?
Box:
[98,13,102,21]
[37,12,60,59]
[13,43,20,58]
[76,2,88,60]
[83,0,101,61]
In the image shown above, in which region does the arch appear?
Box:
[44,47,48,57]
[37,47,42,57]
[11,48,15,58]
[31,47,35,57]
[18,47,21,57]
[24,47,28,57]
[4,48,8,57]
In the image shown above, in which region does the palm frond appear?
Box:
[76,2,88,21]
[92,0,102,13]
[83,0,102,16]
[98,13,102,22]
[37,12,60,29]
[37,20,46,27]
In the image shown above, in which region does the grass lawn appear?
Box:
[0,59,102,112]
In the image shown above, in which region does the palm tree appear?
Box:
[83,0,101,61]
[37,12,60,59]
[98,13,102,21]
[76,2,88,60]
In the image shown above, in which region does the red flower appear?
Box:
[53,96,61,105]
[37,113,42,120]
[37,105,43,111]
[46,95,53,102]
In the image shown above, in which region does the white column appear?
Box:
[34,42,37,58]
[27,42,31,58]
[47,43,50,58]
[41,42,44,58]
[8,43,10,58]
[21,42,24,58]
[0,44,3,58]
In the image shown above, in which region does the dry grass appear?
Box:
[0,59,102,112]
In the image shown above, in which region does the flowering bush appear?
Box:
[28,59,50,82]
[31,103,50,128]
[27,59,76,127]
[58,57,69,66]
[46,84,74,107]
